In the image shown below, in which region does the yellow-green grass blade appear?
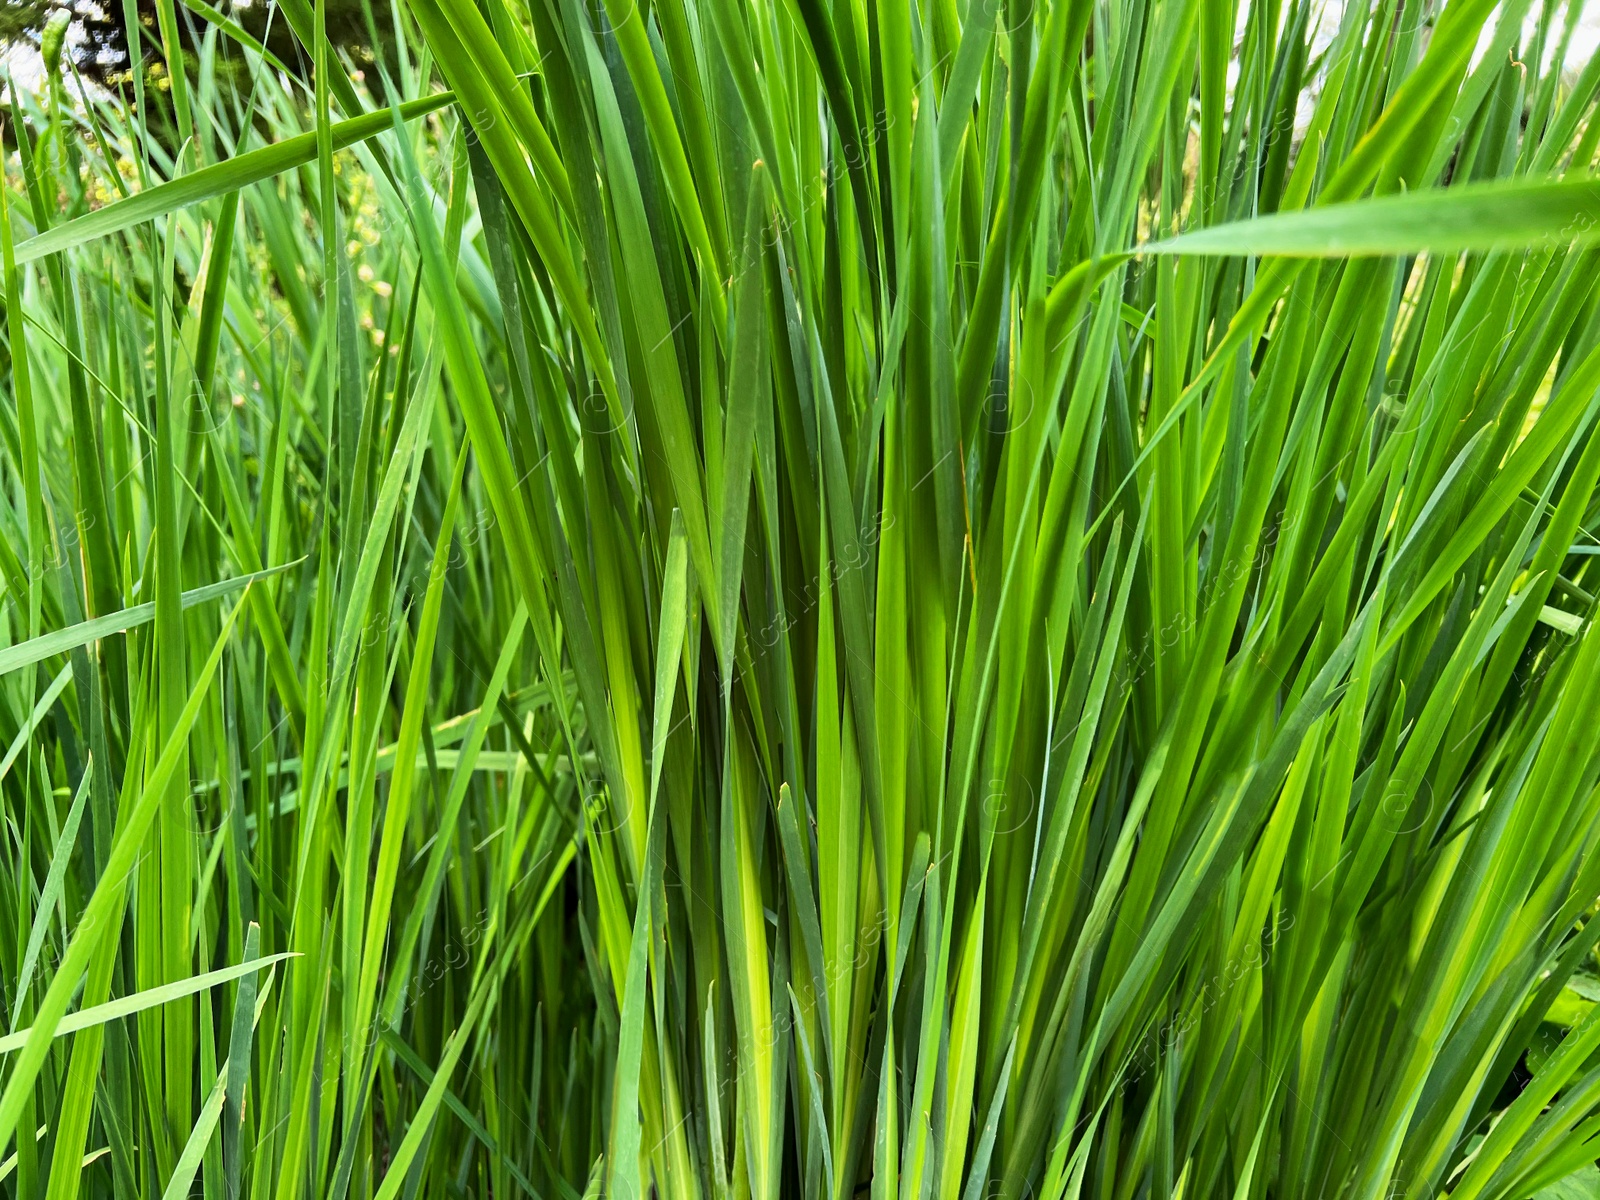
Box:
[13,94,453,265]
[1148,177,1600,258]
[0,563,298,679]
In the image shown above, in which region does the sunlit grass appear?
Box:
[3,0,1600,1197]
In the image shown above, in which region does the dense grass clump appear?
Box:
[7,0,1600,1196]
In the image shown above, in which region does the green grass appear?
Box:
[6,0,1600,1196]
